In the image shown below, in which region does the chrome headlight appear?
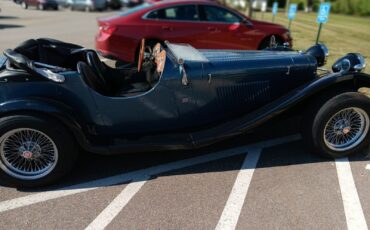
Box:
[332,53,366,73]
[354,54,366,72]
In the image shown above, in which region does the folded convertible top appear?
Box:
[3,48,66,83]
[12,38,85,70]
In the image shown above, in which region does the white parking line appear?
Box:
[215,148,261,230]
[85,175,149,230]
[335,158,368,230]
[366,164,370,170]
[0,135,300,213]
[0,187,96,213]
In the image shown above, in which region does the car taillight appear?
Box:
[99,25,117,34]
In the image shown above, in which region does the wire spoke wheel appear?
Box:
[324,107,369,152]
[0,128,58,180]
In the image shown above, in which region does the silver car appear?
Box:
[68,0,106,11]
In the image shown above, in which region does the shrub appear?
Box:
[312,0,321,11]
[356,0,370,16]
[332,0,370,16]
[291,0,306,10]
[267,0,286,8]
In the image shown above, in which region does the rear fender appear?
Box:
[0,99,109,154]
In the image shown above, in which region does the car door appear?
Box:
[198,4,259,50]
[90,83,180,137]
[144,4,209,49]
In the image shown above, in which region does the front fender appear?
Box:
[191,71,370,146]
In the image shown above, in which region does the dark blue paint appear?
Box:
[0,47,369,155]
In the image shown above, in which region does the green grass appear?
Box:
[253,11,370,74]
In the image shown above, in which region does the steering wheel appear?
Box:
[137,38,145,72]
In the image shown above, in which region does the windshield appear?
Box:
[117,3,153,17]
[166,43,209,63]
[0,56,6,69]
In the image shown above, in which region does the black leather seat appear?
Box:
[87,51,132,91]
[86,51,151,96]
[77,61,110,95]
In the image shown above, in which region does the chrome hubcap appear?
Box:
[324,107,369,151]
[0,128,58,180]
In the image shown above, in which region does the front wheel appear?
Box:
[258,36,283,50]
[303,92,370,158]
[0,115,78,187]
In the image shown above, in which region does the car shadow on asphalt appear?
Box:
[0,24,24,29]
[13,117,370,192]
[0,16,19,20]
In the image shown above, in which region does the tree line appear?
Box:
[265,0,370,16]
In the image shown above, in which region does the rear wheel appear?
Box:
[303,92,370,158]
[0,115,78,187]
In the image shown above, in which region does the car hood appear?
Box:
[197,49,317,84]
[199,49,299,63]
[251,20,288,30]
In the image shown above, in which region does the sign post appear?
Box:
[272,2,278,23]
[261,2,267,20]
[287,4,297,31]
[316,2,331,44]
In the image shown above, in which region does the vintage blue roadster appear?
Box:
[0,38,368,187]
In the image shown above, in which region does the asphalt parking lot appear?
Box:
[1,2,370,230]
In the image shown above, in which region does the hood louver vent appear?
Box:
[217,81,270,110]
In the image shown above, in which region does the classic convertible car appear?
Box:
[0,38,368,187]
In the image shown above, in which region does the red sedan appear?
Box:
[96,0,292,63]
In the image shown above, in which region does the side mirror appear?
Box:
[241,19,253,27]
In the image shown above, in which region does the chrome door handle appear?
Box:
[162,26,173,31]
[286,66,291,75]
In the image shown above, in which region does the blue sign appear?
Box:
[272,2,278,15]
[288,4,297,20]
[317,3,331,24]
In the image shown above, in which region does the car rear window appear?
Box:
[117,3,153,17]
[146,5,199,21]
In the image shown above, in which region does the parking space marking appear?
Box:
[0,135,300,214]
[335,158,368,230]
[215,148,261,230]
[0,186,96,213]
[85,176,149,230]
[366,164,370,170]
